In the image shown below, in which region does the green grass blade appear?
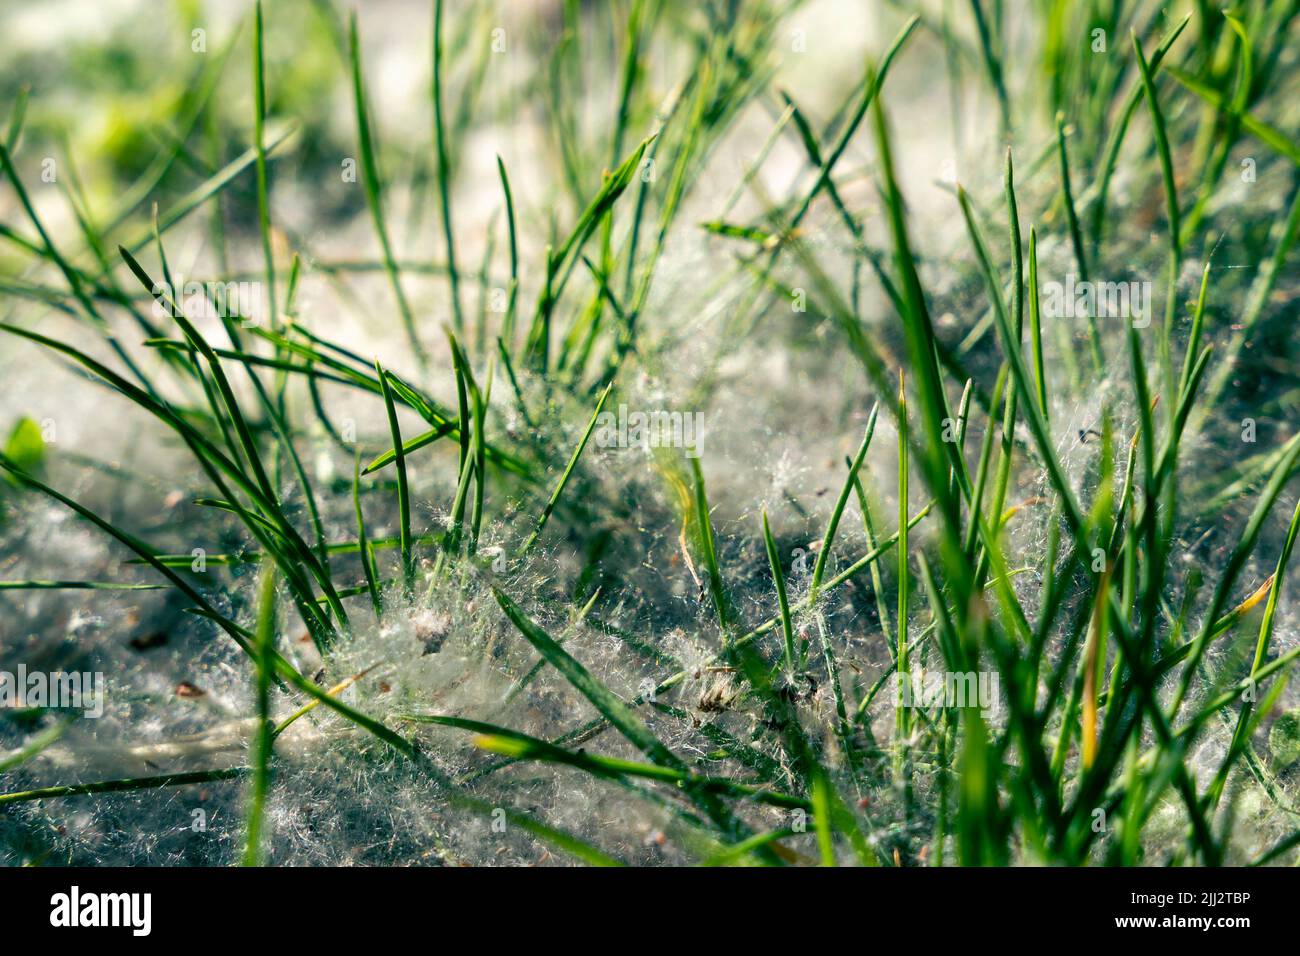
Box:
[492,586,683,770]
[375,360,415,597]
[1165,64,1300,165]
[433,0,463,332]
[350,12,425,367]
[1055,115,1103,374]
[690,456,735,636]
[0,580,163,591]
[761,510,796,675]
[252,0,278,331]
[522,380,614,554]
[497,156,519,349]
[353,454,383,618]
[242,560,277,866]
[810,404,879,598]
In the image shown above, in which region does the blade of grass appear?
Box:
[521,380,614,555]
[0,580,164,591]
[1055,115,1104,374]
[375,360,415,598]
[353,454,383,618]
[690,456,735,637]
[761,510,796,676]
[432,0,463,333]
[242,560,277,866]
[810,405,879,599]
[497,156,519,349]
[350,13,426,367]
[492,584,770,854]
[253,1,278,332]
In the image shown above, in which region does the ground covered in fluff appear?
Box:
[2,0,1300,866]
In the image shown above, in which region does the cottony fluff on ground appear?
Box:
[2,0,1300,865]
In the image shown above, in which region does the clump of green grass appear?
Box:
[2,0,1300,867]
